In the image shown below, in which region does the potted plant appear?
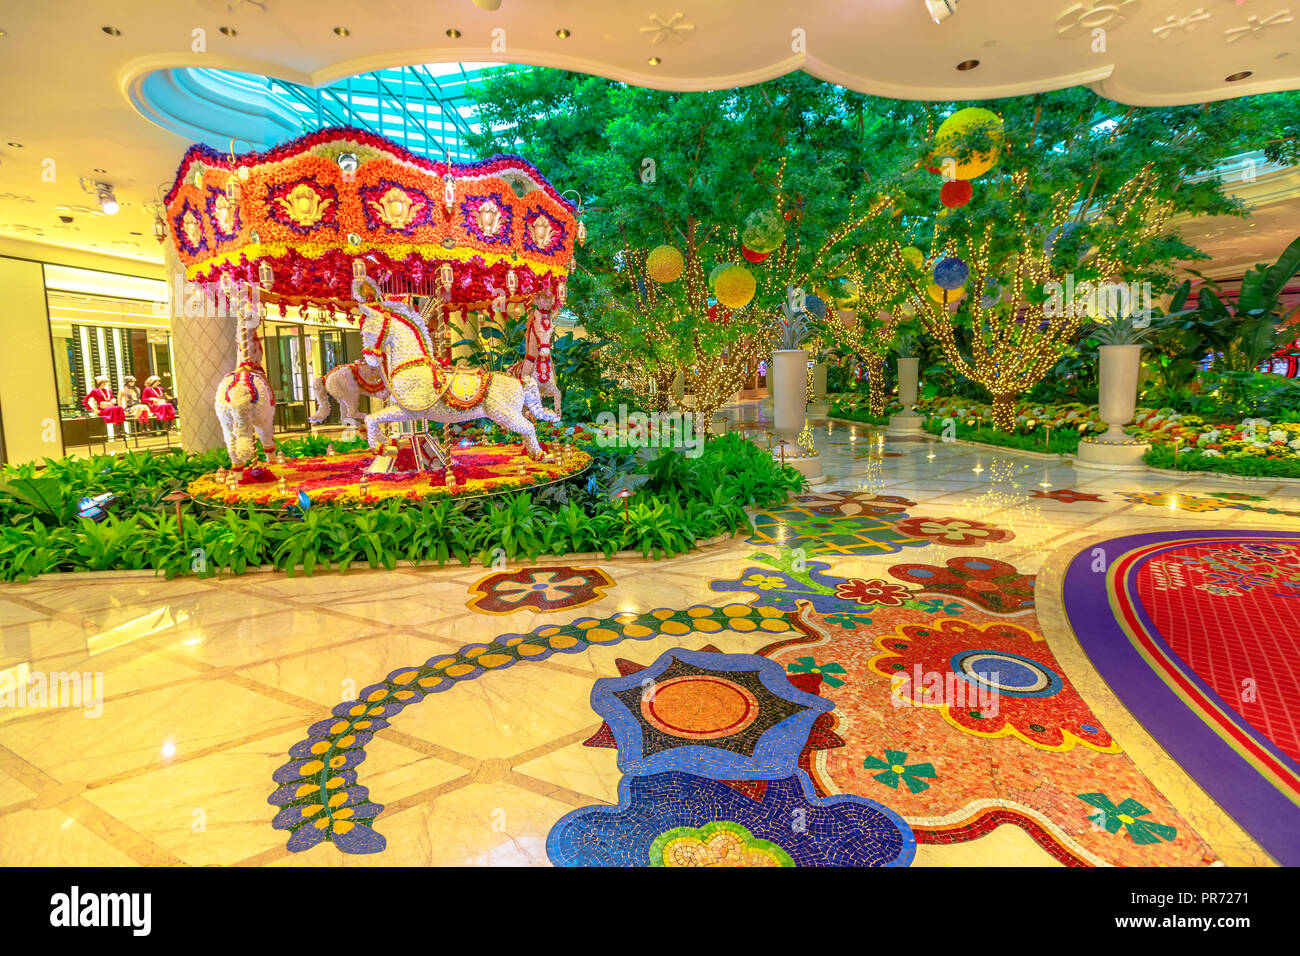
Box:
[1077,315,1154,465]
[771,300,814,437]
[887,324,924,434]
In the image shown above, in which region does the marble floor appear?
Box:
[2,404,1298,867]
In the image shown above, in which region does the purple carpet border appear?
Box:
[1063,529,1300,867]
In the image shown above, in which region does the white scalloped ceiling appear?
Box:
[0,0,1297,267]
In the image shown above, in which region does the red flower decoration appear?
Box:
[889,556,1035,614]
[895,516,1014,547]
[833,578,911,607]
[870,618,1117,753]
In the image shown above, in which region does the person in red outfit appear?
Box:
[142,375,176,422]
[83,375,125,425]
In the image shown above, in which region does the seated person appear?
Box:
[120,375,152,424]
[142,375,176,421]
[82,376,125,425]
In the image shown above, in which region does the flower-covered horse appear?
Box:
[214,302,276,473]
[354,278,559,459]
[507,281,562,415]
[309,359,389,428]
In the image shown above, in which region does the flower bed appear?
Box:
[891,396,1300,477]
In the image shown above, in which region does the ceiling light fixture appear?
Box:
[925,0,960,23]
[7,142,22,148]
[956,58,980,70]
[556,28,571,38]
[101,26,121,36]
[80,178,119,215]
[219,26,237,37]
[473,0,503,9]
[1225,70,1253,82]
[333,26,350,37]
[446,28,462,38]
[648,56,661,66]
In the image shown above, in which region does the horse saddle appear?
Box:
[440,370,493,411]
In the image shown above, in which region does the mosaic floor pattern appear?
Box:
[2,404,1298,866]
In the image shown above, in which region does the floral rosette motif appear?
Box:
[264,171,341,237]
[204,184,242,242]
[170,196,209,257]
[894,515,1015,547]
[869,618,1119,753]
[459,190,514,246]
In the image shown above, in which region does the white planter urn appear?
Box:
[1095,345,1141,443]
[887,357,923,435]
[1077,344,1150,467]
[772,348,809,437]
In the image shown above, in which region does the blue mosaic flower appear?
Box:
[592,648,833,780]
[547,770,915,867]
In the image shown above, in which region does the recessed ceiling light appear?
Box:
[446,28,462,39]
[93,167,107,174]
[0,29,8,39]
[556,28,571,39]
[219,26,237,37]
[648,56,661,66]
[333,26,350,37]
[1225,70,1253,82]
[956,59,980,71]
[101,26,121,37]
[7,142,23,148]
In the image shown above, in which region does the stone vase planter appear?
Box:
[772,348,809,437]
[1078,343,1150,467]
[1096,345,1142,443]
[886,357,923,436]
[896,357,920,412]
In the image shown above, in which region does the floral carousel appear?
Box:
[160,127,592,508]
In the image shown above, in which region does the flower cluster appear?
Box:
[1130,410,1300,461]
[915,397,1107,434]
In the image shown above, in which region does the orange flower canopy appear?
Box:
[163,127,579,311]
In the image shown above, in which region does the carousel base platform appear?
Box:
[187,442,593,508]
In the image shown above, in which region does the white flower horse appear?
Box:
[214,300,276,473]
[353,277,559,459]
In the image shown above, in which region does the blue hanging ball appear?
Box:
[804,294,827,319]
[933,256,969,291]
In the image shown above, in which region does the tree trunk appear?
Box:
[649,369,676,412]
[990,394,1017,432]
[865,355,886,417]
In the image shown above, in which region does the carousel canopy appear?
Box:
[163,127,579,312]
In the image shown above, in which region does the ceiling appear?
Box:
[0,0,1297,272]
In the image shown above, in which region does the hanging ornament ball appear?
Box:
[829,277,858,307]
[940,179,974,209]
[933,108,1004,181]
[646,245,685,283]
[741,208,784,254]
[902,246,925,271]
[928,281,965,303]
[899,298,918,317]
[741,245,771,263]
[933,256,970,290]
[714,264,757,309]
[804,294,828,320]
[709,262,736,291]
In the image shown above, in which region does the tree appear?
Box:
[831,89,1300,429]
[465,71,904,430]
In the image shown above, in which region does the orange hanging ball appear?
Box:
[940,180,973,209]
[742,245,770,263]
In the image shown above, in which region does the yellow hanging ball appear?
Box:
[927,282,964,303]
[646,245,685,283]
[902,247,924,271]
[933,107,1003,181]
[714,264,757,309]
